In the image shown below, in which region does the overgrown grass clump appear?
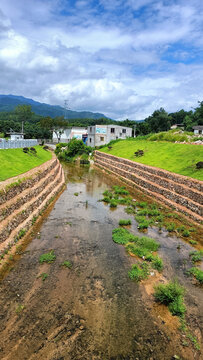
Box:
[154,280,186,317]
[112,228,135,245]
[119,219,132,226]
[112,227,163,276]
[128,262,149,282]
[187,267,203,284]
[39,250,56,264]
[189,250,203,263]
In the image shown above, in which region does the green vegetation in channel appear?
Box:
[0,146,52,181]
[39,250,56,264]
[154,280,186,317]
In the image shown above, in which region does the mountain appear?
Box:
[0,95,110,120]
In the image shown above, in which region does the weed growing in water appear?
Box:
[119,219,132,226]
[39,250,56,264]
[112,228,135,245]
[74,192,79,196]
[154,280,186,317]
[166,222,176,232]
[60,260,72,268]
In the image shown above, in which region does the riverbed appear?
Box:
[0,163,202,359]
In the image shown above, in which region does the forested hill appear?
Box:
[0,95,109,120]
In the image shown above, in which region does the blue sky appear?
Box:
[0,0,202,119]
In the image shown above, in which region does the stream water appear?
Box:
[0,163,202,360]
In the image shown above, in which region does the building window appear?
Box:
[90,127,92,132]
[122,128,126,133]
[100,137,104,141]
[111,128,115,133]
[89,138,92,143]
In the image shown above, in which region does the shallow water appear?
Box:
[0,163,202,360]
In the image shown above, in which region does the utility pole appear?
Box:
[64,100,69,121]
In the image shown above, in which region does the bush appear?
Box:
[23,147,29,153]
[154,280,186,317]
[30,147,37,155]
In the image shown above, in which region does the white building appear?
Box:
[52,127,87,143]
[193,126,203,135]
[87,124,132,147]
[9,132,24,140]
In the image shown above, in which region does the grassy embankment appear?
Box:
[0,146,52,181]
[100,139,203,180]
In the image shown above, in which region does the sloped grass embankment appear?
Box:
[100,139,203,180]
[0,146,52,181]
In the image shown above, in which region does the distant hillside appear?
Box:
[0,94,109,120]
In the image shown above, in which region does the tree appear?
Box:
[40,116,68,143]
[15,104,33,122]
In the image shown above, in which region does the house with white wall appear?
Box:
[52,127,87,143]
[87,124,132,147]
[193,126,203,135]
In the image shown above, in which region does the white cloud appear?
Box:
[0,0,202,119]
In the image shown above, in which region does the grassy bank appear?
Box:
[100,139,203,180]
[0,146,52,181]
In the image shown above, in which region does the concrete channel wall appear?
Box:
[0,154,65,257]
[94,151,203,224]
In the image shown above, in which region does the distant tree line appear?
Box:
[0,102,202,140]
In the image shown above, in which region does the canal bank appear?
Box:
[0,162,202,359]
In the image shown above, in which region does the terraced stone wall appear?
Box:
[0,155,65,259]
[94,151,203,224]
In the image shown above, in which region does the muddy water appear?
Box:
[0,163,202,360]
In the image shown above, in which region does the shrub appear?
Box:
[30,147,37,155]
[23,147,29,153]
[128,263,149,282]
[39,250,56,264]
[154,280,186,317]
[119,219,132,226]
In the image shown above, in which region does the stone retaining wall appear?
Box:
[94,151,203,224]
[0,154,65,258]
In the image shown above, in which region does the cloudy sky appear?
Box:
[0,0,202,119]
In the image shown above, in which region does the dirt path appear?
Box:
[0,163,202,359]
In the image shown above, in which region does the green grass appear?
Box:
[189,250,203,263]
[39,250,56,264]
[100,139,203,180]
[128,262,150,281]
[187,267,203,284]
[0,146,52,181]
[154,280,186,317]
[60,260,72,268]
[119,219,132,226]
[112,227,135,244]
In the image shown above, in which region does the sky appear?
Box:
[0,0,202,120]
